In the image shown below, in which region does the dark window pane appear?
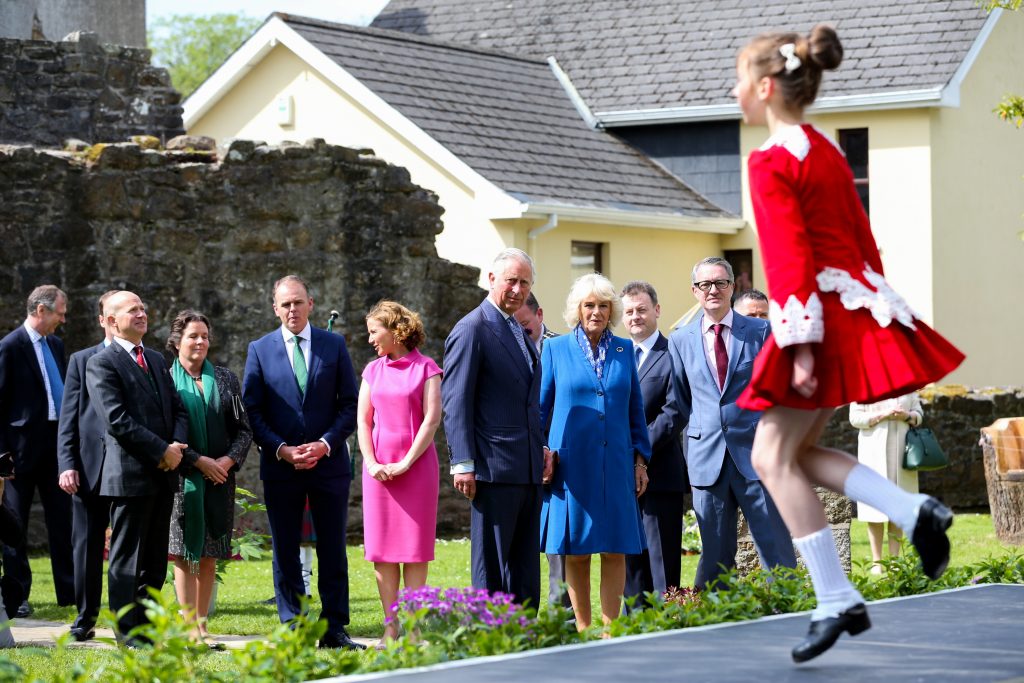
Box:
[838,128,869,179]
[571,241,603,279]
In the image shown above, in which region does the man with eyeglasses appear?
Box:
[667,257,796,590]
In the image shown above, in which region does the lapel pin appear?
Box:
[616,346,623,352]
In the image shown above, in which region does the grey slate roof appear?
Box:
[372,0,992,114]
[277,14,730,217]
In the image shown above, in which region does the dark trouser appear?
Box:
[470,481,541,608]
[625,489,687,610]
[692,454,796,590]
[71,491,110,630]
[107,488,173,637]
[264,474,351,635]
[1,424,74,606]
[547,553,572,608]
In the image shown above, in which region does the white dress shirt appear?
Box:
[23,321,58,421]
[280,322,312,371]
[633,329,661,370]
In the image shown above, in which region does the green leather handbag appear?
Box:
[902,427,949,471]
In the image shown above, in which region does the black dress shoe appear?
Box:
[69,626,96,642]
[912,497,954,580]
[319,629,366,650]
[15,601,32,619]
[791,603,871,663]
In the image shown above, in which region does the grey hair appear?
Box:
[691,257,735,284]
[563,273,622,329]
[272,274,312,301]
[490,248,536,282]
[620,280,659,306]
[734,288,768,305]
[26,285,66,316]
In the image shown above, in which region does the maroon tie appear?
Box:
[712,324,728,389]
[134,346,149,373]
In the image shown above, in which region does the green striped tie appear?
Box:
[292,336,308,394]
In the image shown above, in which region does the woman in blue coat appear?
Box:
[540,273,652,631]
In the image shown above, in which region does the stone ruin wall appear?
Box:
[0,31,183,148]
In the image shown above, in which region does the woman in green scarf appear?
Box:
[166,310,252,645]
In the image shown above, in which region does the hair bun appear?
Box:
[808,24,843,71]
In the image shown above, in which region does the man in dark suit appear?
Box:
[514,292,569,610]
[668,258,796,590]
[621,281,687,608]
[85,290,188,642]
[442,248,550,608]
[242,275,363,650]
[0,284,75,617]
[57,290,117,641]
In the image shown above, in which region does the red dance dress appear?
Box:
[738,124,964,411]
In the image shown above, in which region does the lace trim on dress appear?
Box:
[816,265,919,330]
[769,292,824,347]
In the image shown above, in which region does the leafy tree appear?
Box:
[982,1,1024,127]
[148,13,262,98]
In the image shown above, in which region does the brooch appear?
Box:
[616,347,623,352]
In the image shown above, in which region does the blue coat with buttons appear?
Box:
[539,332,651,555]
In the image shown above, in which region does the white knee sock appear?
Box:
[793,527,863,621]
[843,463,928,536]
[301,546,314,596]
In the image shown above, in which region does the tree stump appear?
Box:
[981,417,1024,545]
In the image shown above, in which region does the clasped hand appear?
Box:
[196,455,233,484]
[157,442,188,471]
[368,459,411,482]
[281,442,328,470]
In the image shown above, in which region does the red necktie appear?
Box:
[712,324,728,389]
[134,346,149,374]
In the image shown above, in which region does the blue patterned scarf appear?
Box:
[574,324,612,379]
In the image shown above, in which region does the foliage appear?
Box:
[980,0,1023,10]
[681,508,702,554]
[148,14,262,98]
[995,95,1024,129]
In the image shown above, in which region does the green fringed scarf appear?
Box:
[172,359,231,573]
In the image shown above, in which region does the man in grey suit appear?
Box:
[57,290,117,641]
[621,281,687,607]
[442,248,551,607]
[514,293,569,609]
[668,258,795,590]
[85,291,188,642]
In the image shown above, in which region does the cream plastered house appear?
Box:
[183,13,744,331]
[371,0,1024,387]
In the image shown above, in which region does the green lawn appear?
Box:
[2,512,1016,680]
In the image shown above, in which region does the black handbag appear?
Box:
[903,426,949,471]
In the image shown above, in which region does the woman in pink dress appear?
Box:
[357,300,442,645]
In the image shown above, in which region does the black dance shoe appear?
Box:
[791,603,871,663]
[912,497,954,581]
[69,626,96,642]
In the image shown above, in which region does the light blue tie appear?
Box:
[506,316,533,372]
[40,337,63,414]
[635,345,643,369]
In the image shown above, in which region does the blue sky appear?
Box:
[146,0,390,27]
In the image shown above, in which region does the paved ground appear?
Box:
[337,584,1024,683]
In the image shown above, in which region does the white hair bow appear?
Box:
[779,43,802,73]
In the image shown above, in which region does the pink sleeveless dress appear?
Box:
[361,349,442,562]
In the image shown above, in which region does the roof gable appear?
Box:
[189,13,734,222]
[373,0,997,120]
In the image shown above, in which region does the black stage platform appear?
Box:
[340,584,1024,682]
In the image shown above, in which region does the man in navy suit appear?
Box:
[442,248,550,607]
[242,275,363,650]
[668,258,796,590]
[621,281,687,607]
[85,290,189,642]
[57,290,117,641]
[0,284,75,617]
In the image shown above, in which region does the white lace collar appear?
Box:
[759,124,844,161]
